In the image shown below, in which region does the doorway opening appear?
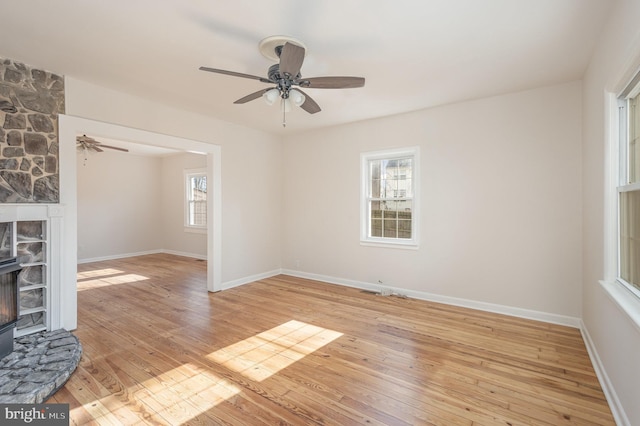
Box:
[58,115,221,330]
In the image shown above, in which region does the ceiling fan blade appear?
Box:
[199,66,271,83]
[296,89,321,114]
[99,144,129,152]
[298,76,365,89]
[279,42,305,78]
[92,146,104,153]
[234,88,271,104]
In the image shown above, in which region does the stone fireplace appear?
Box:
[0,55,80,402]
[0,56,66,338]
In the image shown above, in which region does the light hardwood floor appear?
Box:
[48,254,615,425]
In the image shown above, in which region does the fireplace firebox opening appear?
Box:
[0,257,22,358]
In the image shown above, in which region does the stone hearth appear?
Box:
[0,329,81,403]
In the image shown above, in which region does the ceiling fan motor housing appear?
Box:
[267,64,299,98]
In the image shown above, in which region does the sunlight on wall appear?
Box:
[207,320,343,382]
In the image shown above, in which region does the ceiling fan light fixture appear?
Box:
[263,88,280,105]
[289,89,305,107]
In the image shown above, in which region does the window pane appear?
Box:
[370,161,381,180]
[187,173,207,227]
[631,94,640,183]
[398,208,412,221]
[370,201,382,218]
[404,178,413,197]
[371,179,381,198]
[383,218,397,238]
[371,219,382,237]
[190,200,207,227]
[382,208,397,219]
[620,190,640,290]
[369,162,379,198]
[397,219,412,239]
[190,176,207,199]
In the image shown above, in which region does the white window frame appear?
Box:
[616,77,640,300]
[360,147,419,248]
[184,168,207,233]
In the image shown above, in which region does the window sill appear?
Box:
[360,240,419,250]
[184,227,207,235]
[600,279,640,334]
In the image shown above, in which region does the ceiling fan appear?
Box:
[76,135,129,153]
[77,135,129,166]
[199,36,365,126]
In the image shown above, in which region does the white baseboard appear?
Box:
[221,269,281,291]
[78,249,206,264]
[280,269,582,328]
[161,249,207,261]
[581,321,629,426]
[78,249,163,264]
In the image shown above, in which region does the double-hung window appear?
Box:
[185,169,207,231]
[360,147,419,247]
[617,76,640,299]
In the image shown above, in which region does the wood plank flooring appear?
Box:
[48,253,615,425]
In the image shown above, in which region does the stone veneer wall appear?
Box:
[0,57,64,203]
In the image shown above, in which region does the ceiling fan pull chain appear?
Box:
[282,99,286,127]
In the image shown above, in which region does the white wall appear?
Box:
[282,81,582,320]
[77,150,208,261]
[582,0,640,424]
[65,77,283,285]
[77,149,162,260]
[160,152,207,258]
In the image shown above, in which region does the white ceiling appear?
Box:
[0,0,615,135]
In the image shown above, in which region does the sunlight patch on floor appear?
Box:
[77,268,125,280]
[77,274,150,291]
[72,363,241,425]
[139,363,241,423]
[207,320,343,382]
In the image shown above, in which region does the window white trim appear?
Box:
[360,146,419,248]
[184,168,207,232]
[605,67,640,306]
[605,92,620,283]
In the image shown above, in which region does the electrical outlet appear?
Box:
[295,260,300,269]
[379,288,393,296]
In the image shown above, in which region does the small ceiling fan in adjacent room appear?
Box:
[76,134,129,165]
[199,35,365,127]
